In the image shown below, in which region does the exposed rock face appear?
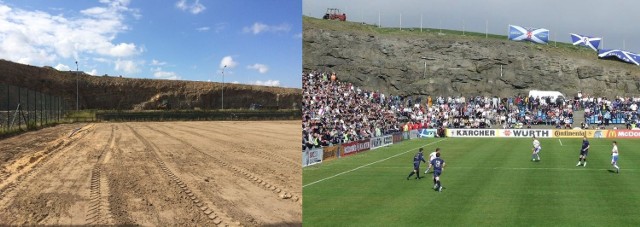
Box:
[0,60,300,110]
[303,17,640,98]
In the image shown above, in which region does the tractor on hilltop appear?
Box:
[323,8,346,21]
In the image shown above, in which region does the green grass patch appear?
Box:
[304,16,598,58]
[65,109,97,118]
[303,138,640,226]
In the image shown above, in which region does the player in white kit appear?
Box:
[532,135,541,162]
[611,141,620,173]
[425,147,441,174]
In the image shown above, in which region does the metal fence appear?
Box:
[0,83,66,134]
[96,109,301,121]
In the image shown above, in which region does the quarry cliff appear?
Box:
[0,60,300,110]
[303,16,640,98]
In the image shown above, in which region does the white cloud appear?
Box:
[247,63,269,74]
[231,81,239,84]
[152,67,181,80]
[87,69,98,76]
[175,0,206,14]
[114,59,140,74]
[150,59,166,66]
[294,33,302,39]
[214,22,227,33]
[243,22,291,35]
[54,63,71,71]
[254,80,280,87]
[93,57,111,63]
[196,26,210,31]
[219,56,238,69]
[0,1,141,66]
[107,43,139,57]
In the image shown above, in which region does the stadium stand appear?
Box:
[302,70,581,149]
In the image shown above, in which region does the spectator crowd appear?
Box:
[303,71,640,150]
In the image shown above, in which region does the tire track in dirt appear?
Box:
[187,121,300,162]
[160,123,300,169]
[0,124,96,203]
[161,123,299,169]
[85,124,116,225]
[143,125,301,204]
[126,125,237,226]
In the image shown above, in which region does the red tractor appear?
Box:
[323,8,346,21]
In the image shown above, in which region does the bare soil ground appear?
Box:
[0,121,301,226]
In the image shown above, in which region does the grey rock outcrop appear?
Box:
[303,17,640,98]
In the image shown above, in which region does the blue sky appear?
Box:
[0,0,302,88]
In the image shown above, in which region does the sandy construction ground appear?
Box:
[0,121,301,226]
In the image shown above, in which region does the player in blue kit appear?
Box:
[577,136,590,167]
[427,152,446,192]
[407,148,426,180]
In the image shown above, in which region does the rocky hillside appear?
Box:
[303,16,640,98]
[0,60,300,110]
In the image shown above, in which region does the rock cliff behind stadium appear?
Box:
[303,16,640,98]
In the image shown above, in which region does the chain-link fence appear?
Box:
[0,83,66,134]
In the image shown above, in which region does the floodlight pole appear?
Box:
[221,65,226,110]
[75,61,78,111]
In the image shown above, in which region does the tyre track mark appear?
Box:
[0,124,96,204]
[160,123,299,169]
[143,125,301,204]
[126,125,236,226]
[85,124,116,225]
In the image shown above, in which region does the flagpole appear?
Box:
[399,13,402,30]
[485,19,488,38]
[507,25,509,40]
[420,14,423,32]
[462,19,465,36]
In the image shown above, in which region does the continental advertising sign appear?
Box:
[553,130,607,138]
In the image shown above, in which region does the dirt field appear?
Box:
[0,121,301,226]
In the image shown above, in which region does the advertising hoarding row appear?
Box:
[447,129,640,138]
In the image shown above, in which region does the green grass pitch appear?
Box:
[303,138,640,226]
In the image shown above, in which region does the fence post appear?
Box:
[40,92,43,126]
[5,84,8,131]
[17,86,21,130]
[26,88,29,128]
[57,96,60,123]
[48,94,51,124]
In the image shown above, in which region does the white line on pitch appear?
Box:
[303,138,447,188]
[362,166,634,171]
[558,139,563,146]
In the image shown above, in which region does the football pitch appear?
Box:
[303,138,640,226]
